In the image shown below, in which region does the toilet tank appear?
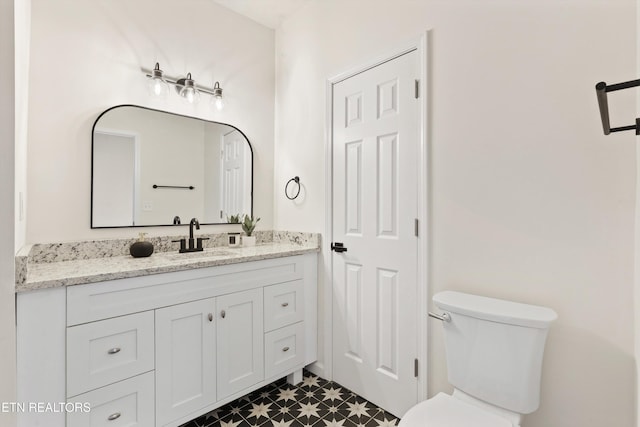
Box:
[433,291,557,414]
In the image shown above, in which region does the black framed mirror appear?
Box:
[91,105,253,228]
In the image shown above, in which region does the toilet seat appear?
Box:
[399,393,513,427]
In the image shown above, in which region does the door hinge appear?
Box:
[414,80,420,99]
[414,358,419,377]
[414,218,419,237]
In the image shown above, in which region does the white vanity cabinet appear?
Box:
[16,253,318,427]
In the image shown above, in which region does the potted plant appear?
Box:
[241,214,260,247]
[226,214,241,224]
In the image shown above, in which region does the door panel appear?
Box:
[216,288,264,399]
[332,50,419,417]
[155,298,216,426]
[221,130,251,218]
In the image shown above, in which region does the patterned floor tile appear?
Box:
[180,370,401,427]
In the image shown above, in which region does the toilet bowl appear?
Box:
[398,291,556,427]
[401,393,513,427]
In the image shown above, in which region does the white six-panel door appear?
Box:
[221,129,251,218]
[332,50,419,417]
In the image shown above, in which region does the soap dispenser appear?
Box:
[130,232,154,258]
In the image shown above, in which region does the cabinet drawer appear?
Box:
[264,280,304,332]
[67,372,154,427]
[265,322,305,378]
[67,311,154,397]
[67,256,307,326]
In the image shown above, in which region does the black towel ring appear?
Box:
[285,176,301,200]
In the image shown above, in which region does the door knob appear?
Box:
[221,310,226,319]
[331,242,348,253]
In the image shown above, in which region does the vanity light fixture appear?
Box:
[147,63,170,98]
[142,63,224,109]
[177,73,200,104]
[212,82,224,111]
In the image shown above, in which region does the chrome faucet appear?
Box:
[172,217,209,253]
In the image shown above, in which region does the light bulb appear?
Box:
[211,82,224,111]
[147,63,169,98]
[186,89,195,103]
[180,86,200,104]
[214,95,224,110]
[178,73,200,104]
[149,78,169,97]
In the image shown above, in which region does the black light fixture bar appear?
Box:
[595,79,640,135]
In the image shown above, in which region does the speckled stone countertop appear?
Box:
[16,231,320,292]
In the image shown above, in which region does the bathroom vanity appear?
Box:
[15,233,319,427]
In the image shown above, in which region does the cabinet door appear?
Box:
[217,288,264,399]
[155,298,216,426]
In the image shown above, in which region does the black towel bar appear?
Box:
[595,78,640,135]
[153,184,195,190]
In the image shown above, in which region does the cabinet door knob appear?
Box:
[208,313,213,322]
[221,310,226,319]
[107,412,121,421]
[281,302,289,307]
[107,347,121,355]
[282,346,290,352]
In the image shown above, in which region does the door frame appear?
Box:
[321,32,430,401]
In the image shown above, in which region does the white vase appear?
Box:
[243,235,256,247]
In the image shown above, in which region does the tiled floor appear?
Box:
[181,370,400,427]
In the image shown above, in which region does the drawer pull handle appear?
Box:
[208,313,213,322]
[282,346,290,352]
[221,310,226,319]
[107,347,121,355]
[281,302,289,307]
[107,412,121,421]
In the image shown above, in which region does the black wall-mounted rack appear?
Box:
[153,184,195,190]
[595,78,640,135]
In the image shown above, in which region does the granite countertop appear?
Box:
[16,231,320,293]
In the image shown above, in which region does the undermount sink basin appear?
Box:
[163,249,234,260]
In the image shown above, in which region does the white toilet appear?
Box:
[399,291,557,427]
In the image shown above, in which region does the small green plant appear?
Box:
[226,214,241,224]
[241,214,261,236]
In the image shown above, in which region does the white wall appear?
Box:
[15,0,29,252]
[635,0,640,422]
[275,1,637,426]
[1,0,17,425]
[27,0,275,243]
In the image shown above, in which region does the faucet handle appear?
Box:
[197,237,210,250]
[172,238,186,252]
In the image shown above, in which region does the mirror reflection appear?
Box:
[91,105,253,228]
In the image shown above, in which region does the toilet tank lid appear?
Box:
[433,291,557,329]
